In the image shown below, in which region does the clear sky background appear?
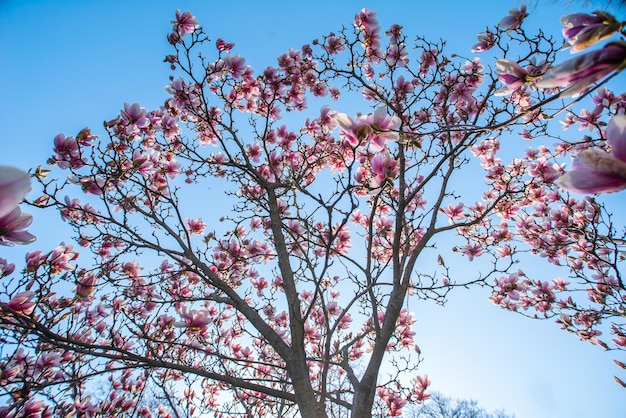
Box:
[2,1,626,417]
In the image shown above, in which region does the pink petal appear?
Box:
[2,230,36,245]
[0,166,31,218]
[557,169,626,194]
[335,113,355,131]
[606,115,626,162]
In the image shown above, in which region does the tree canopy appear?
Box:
[1,5,625,418]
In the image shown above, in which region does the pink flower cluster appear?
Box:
[354,8,382,61]
[3,290,36,316]
[26,244,78,275]
[494,11,625,100]
[50,128,95,170]
[490,271,563,315]
[175,306,212,333]
[377,387,406,416]
[411,374,431,403]
[471,29,496,53]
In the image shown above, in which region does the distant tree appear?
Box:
[1,5,625,418]
[404,392,515,418]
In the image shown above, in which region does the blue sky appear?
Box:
[2,1,626,417]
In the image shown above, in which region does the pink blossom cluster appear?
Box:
[490,271,563,315]
[354,8,382,62]
[377,386,406,416]
[492,10,626,107]
[411,374,431,403]
[26,243,78,274]
[473,6,526,51]
[0,257,15,278]
[0,347,81,417]
[106,102,182,144]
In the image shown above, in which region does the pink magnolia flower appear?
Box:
[494,59,544,96]
[216,38,235,52]
[49,243,78,274]
[412,374,431,402]
[4,291,36,315]
[471,30,496,53]
[561,11,621,53]
[336,108,400,151]
[498,5,528,31]
[175,306,211,331]
[119,102,150,136]
[173,10,199,38]
[0,166,31,218]
[76,272,98,299]
[441,203,465,223]
[0,258,15,277]
[186,218,207,235]
[36,351,63,370]
[355,8,382,60]
[495,59,529,95]
[537,42,626,97]
[0,207,35,246]
[223,54,248,79]
[51,133,86,169]
[21,399,49,416]
[557,115,626,193]
[370,153,399,188]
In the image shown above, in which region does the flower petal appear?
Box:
[557,169,626,194]
[606,115,626,162]
[0,166,31,218]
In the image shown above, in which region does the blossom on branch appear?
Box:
[0,207,35,246]
[557,115,626,193]
[370,153,398,189]
[494,59,532,95]
[335,108,400,151]
[0,258,15,278]
[498,4,527,31]
[354,8,382,61]
[2,291,36,316]
[186,218,207,235]
[412,374,431,403]
[173,10,199,38]
[536,42,626,97]
[561,11,621,53]
[175,306,211,331]
[471,30,496,53]
[6,5,626,416]
[75,272,98,299]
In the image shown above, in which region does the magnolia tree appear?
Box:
[1,6,626,418]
